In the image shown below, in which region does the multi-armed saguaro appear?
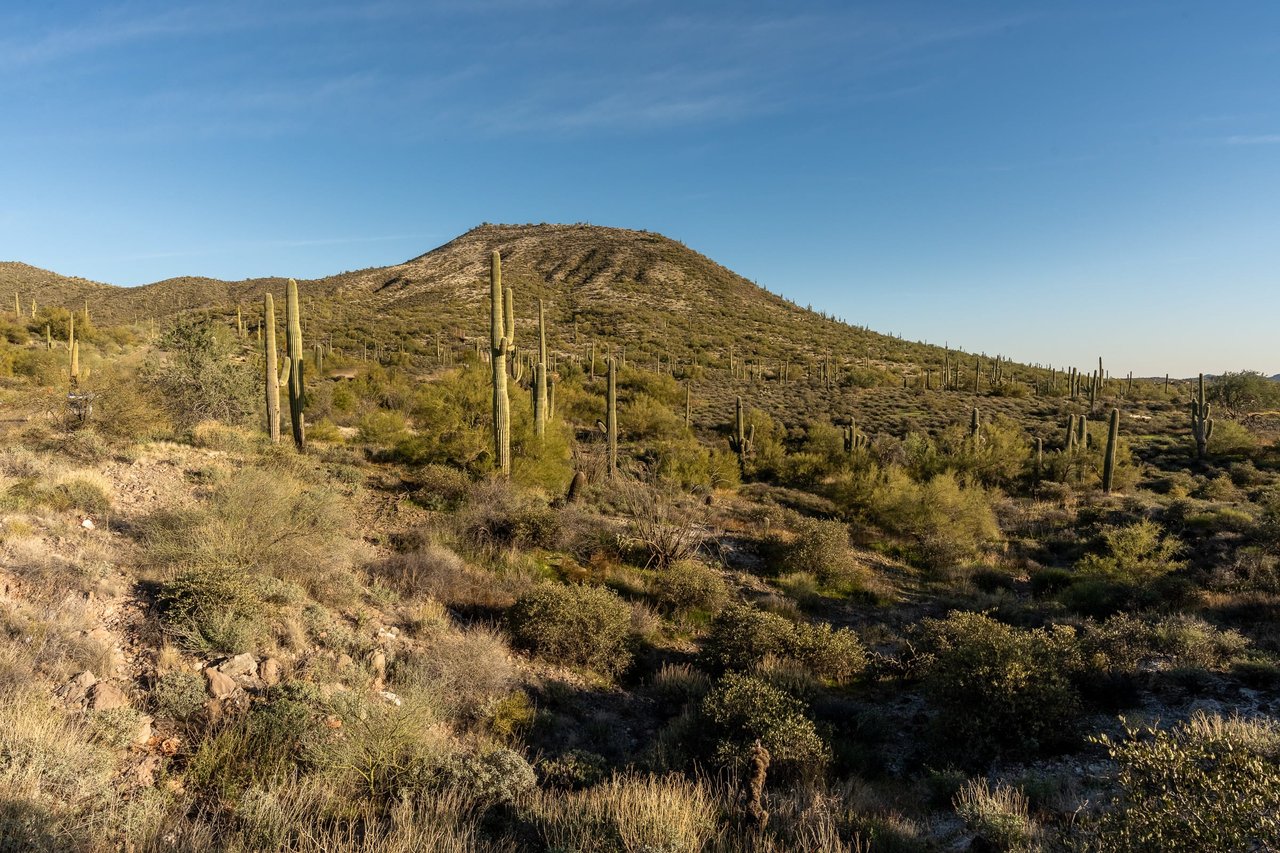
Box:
[490,251,514,477]
[1191,372,1214,460]
[729,395,754,465]
[285,279,306,450]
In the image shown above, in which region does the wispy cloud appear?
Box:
[1225,134,1280,145]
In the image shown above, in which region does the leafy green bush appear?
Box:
[1087,713,1280,852]
[917,611,1082,765]
[774,517,856,586]
[650,559,727,617]
[701,604,866,685]
[145,317,257,429]
[150,670,208,720]
[1077,520,1185,584]
[869,468,1000,570]
[699,673,828,775]
[506,583,633,676]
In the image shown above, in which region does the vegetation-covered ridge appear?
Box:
[3,234,1280,851]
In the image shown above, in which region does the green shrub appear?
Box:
[869,468,1000,571]
[1086,713,1280,852]
[155,566,266,654]
[775,517,855,585]
[917,611,1082,765]
[650,560,727,617]
[1077,520,1185,585]
[701,604,866,685]
[506,583,633,676]
[440,747,536,805]
[142,466,352,591]
[699,673,828,775]
[150,671,207,720]
[145,317,258,429]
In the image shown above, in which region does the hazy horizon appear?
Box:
[2,1,1277,376]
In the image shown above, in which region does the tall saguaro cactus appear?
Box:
[534,297,549,439]
[1191,372,1214,460]
[285,278,306,450]
[605,356,617,479]
[1102,407,1120,493]
[263,292,287,444]
[490,252,513,476]
[729,395,754,465]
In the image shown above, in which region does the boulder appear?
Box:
[260,657,282,687]
[86,681,129,711]
[203,667,238,699]
[217,653,258,680]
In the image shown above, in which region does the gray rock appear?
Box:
[217,653,258,680]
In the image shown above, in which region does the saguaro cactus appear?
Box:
[1102,407,1120,493]
[534,298,548,439]
[1066,414,1078,452]
[490,251,513,477]
[1191,372,1214,460]
[605,357,617,479]
[729,396,754,464]
[263,292,286,444]
[285,278,306,450]
[969,407,981,440]
[684,381,692,428]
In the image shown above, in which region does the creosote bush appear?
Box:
[506,583,633,676]
[917,611,1082,765]
[702,603,867,685]
[699,672,828,775]
[650,559,728,617]
[1085,713,1280,852]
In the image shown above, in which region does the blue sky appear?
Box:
[1,1,1277,376]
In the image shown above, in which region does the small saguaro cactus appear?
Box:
[1191,372,1214,460]
[285,278,306,450]
[1065,414,1077,452]
[1102,407,1120,493]
[843,420,867,453]
[490,251,513,477]
[1077,413,1088,450]
[969,407,981,440]
[684,381,692,428]
[729,396,755,464]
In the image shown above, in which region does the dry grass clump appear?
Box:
[529,773,718,853]
[371,543,521,610]
[953,777,1039,852]
[0,687,119,852]
[144,465,360,610]
[390,623,518,724]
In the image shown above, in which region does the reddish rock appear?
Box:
[203,667,237,699]
[86,681,129,711]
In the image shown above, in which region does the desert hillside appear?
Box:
[2,229,1279,851]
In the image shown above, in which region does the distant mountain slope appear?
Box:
[1,223,1009,384]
